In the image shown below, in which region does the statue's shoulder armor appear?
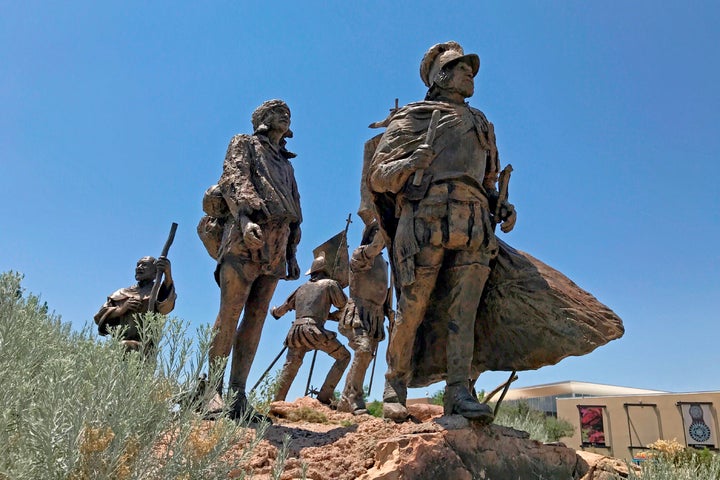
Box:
[468,105,488,120]
[398,100,450,116]
[467,105,493,133]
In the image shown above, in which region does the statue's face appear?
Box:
[264,106,291,136]
[135,258,156,282]
[443,60,475,98]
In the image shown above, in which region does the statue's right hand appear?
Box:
[270,306,281,320]
[97,317,110,335]
[369,227,385,250]
[122,298,142,314]
[242,221,265,249]
[409,144,435,171]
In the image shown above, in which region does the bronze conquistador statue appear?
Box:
[271,254,350,405]
[94,256,176,352]
[369,41,516,422]
[336,223,390,414]
[205,99,302,419]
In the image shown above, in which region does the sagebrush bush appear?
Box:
[493,400,575,443]
[628,453,720,480]
[285,407,328,424]
[247,368,282,415]
[0,272,269,479]
[627,440,720,480]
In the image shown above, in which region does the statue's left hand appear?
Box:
[242,221,265,249]
[287,256,300,280]
[155,256,171,274]
[156,256,173,284]
[499,202,517,233]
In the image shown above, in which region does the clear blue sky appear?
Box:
[2,1,719,401]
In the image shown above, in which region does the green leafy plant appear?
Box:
[366,400,383,418]
[429,389,444,406]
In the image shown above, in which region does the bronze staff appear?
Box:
[148,222,178,312]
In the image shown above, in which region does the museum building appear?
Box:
[504,381,720,463]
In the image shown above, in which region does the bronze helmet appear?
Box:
[419,41,480,88]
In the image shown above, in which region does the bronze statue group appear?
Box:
[95,41,624,425]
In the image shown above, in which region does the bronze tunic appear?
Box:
[370,101,500,287]
[282,278,347,349]
[217,133,302,278]
[339,244,388,341]
[94,283,176,340]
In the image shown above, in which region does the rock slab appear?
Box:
[231,398,637,480]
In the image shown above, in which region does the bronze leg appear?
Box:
[442,260,493,422]
[228,274,280,395]
[274,346,307,402]
[317,340,351,405]
[209,262,256,394]
[339,335,375,411]
[384,246,443,400]
[382,246,443,422]
[444,262,490,385]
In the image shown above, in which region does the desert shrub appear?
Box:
[366,400,383,418]
[285,406,328,424]
[543,415,576,442]
[626,439,720,480]
[628,451,720,480]
[0,272,268,479]
[271,435,293,480]
[429,389,444,406]
[493,401,574,443]
[247,368,282,415]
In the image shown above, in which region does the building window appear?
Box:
[579,405,609,447]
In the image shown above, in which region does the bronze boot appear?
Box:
[203,376,225,418]
[383,377,409,422]
[227,389,272,424]
[444,383,494,423]
[337,347,373,414]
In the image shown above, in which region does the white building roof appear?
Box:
[503,380,667,401]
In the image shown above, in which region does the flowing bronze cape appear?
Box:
[409,239,624,387]
[367,102,624,389]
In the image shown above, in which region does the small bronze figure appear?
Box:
[336,223,391,415]
[201,99,302,419]
[369,41,516,422]
[94,256,176,352]
[271,253,350,406]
